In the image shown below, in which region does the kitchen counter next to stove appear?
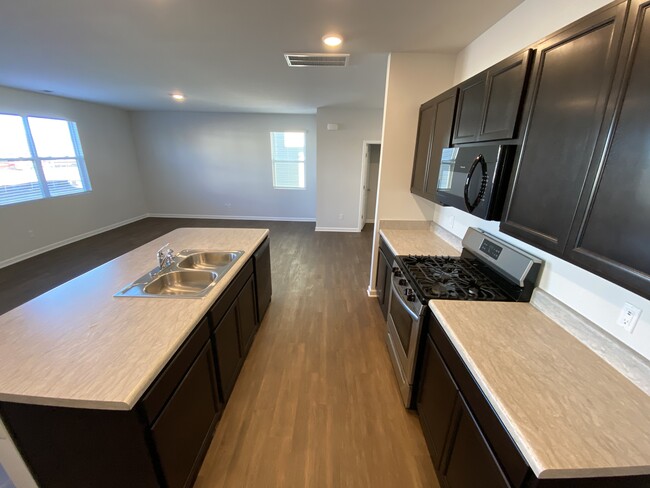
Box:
[379,226,460,257]
[428,300,650,480]
[0,227,269,411]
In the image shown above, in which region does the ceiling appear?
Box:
[0,0,522,113]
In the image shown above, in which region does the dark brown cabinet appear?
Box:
[253,237,272,322]
[452,49,532,145]
[150,342,219,488]
[210,258,258,403]
[376,236,396,319]
[443,395,510,488]
[416,334,458,468]
[566,0,650,299]
[501,1,628,255]
[410,87,458,202]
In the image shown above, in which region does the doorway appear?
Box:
[358,142,381,231]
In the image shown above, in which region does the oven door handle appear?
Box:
[390,279,420,321]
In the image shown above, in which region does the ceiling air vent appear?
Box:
[284,53,350,67]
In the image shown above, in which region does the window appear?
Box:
[0,114,91,206]
[270,131,305,189]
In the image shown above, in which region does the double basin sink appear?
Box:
[115,250,244,298]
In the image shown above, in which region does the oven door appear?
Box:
[386,279,422,407]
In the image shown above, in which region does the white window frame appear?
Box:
[0,114,91,206]
[270,131,306,190]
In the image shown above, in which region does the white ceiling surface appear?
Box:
[0,0,522,113]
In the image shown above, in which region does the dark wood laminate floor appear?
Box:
[0,218,438,488]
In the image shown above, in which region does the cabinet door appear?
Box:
[151,342,219,488]
[416,333,459,469]
[452,72,486,144]
[501,1,628,255]
[478,49,532,142]
[411,102,437,196]
[443,395,509,488]
[567,0,650,300]
[411,88,458,202]
[423,88,458,199]
[238,275,258,356]
[214,301,242,402]
[253,237,272,322]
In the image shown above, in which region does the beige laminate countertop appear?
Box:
[379,228,460,257]
[0,228,268,411]
[429,300,650,479]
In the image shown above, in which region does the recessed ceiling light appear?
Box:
[322,34,343,47]
[171,93,185,102]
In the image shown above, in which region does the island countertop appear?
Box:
[0,227,268,411]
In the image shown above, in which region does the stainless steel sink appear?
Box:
[114,249,244,298]
[143,270,217,296]
[177,251,243,271]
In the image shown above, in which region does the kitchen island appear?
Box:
[0,227,271,487]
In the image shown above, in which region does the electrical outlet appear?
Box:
[338,213,344,220]
[28,229,35,238]
[617,302,642,333]
[224,203,232,208]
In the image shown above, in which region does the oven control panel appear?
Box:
[480,239,503,260]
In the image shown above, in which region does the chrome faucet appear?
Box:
[156,243,175,271]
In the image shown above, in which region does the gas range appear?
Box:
[385,228,542,407]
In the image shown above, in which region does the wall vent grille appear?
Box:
[284,53,349,67]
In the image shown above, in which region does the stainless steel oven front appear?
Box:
[385,262,425,408]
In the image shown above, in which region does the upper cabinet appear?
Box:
[452,49,532,144]
[501,1,628,255]
[411,87,458,202]
[566,0,650,299]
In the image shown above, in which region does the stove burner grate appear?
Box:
[399,255,509,301]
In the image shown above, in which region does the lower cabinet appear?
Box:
[150,342,220,488]
[419,312,650,488]
[210,258,258,404]
[417,334,458,468]
[443,395,510,488]
[253,237,272,322]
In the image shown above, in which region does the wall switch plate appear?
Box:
[617,302,642,333]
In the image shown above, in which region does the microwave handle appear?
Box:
[464,154,489,212]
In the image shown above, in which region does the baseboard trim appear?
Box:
[367,287,378,298]
[149,213,316,222]
[315,226,359,233]
[0,214,150,269]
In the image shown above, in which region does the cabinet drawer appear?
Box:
[139,317,211,425]
[150,342,219,488]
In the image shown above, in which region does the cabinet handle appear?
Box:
[464,154,488,212]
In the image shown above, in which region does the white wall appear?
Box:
[129,112,316,221]
[131,112,316,220]
[315,108,383,231]
[368,53,457,292]
[365,144,381,222]
[0,87,147,266]
[434,0,650,360]
[454,0,612,83]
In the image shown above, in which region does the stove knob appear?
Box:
[406,293,416,302]
[403,287,412,296]
[392,267,402,277]
[398,279,407,286]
